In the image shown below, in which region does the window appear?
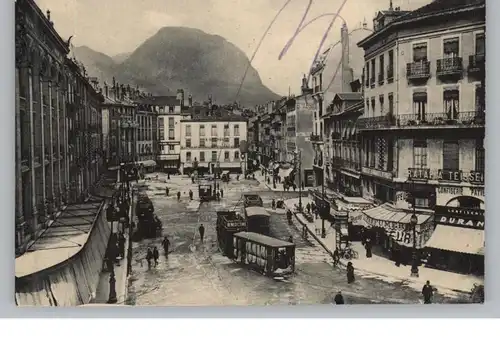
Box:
[475,85,484,113]
[388,93,394,117]
[379,95,384,114]
[168,117,175,127]
[475,33,485,56]
[168,145,174,152]
[366,99,369,115]
[413,139,427,168]
[224,137,230,146]
[234,137,240,148]
[186,151,192,162]
[443,140,459,171]
[370,59,375,85]
[234,125,240,136]
[211,137,217,148]
[378,54,384,84]
[415,198,430,208]
[443,89,459,119]
[211,151,217,162]
[199,151,205,162]
[370,98,375,116]
[224,151,230,160]
[199,125,205,136]
[365,62,370,87]
[413,91,428,120]
[234,151,240,159]
[186,139,191,148]
[200,138,205,148]
[168,106,174,113]
[185,125,191,137]
[443,37,459,58]
[224,125,229,136]
[475,138,485,173]
[413,43,427,62]
[211,125,217,136]
[168,129,175,140]
[387,50,394,82]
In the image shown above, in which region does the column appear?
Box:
[48,81,55,208]
[15,66,24,244]
[64,82,70,204]
[29,68,38,234]
[55,83,62,207]
[40,75,47,219]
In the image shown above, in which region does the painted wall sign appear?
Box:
[437,216,484,229]
[438,186,463,195]
[434,205,485,229]
[470,187,485,197]
[438,170,484,184]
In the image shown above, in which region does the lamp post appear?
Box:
[409,210,419,277]
[107,259,117,304]
[294,150,303,211]
[321,181,326,238]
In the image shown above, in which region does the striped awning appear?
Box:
[425,224,484,255]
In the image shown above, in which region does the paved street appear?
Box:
[126,173,469,306]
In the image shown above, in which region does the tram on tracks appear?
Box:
[244,206,270,235]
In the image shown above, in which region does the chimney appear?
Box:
[340,23,353,92]
[188,94,193,107]
[104,82,109,97]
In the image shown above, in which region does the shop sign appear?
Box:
[434,206,485,229]
[407,168,431,180]
[387,230,413,246]
[438,170,484,184]
[438,186,463,195]
[470,187,485,197]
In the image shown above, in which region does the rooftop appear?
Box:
[233,231,295,248]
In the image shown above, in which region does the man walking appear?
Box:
[153,246,159,267]
[162,236,170,258]
[422,280,434,304]
[198,224,205,243]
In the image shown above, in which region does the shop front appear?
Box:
[157,154,180,174]
[361,203,434,264]
[424,205,484,275]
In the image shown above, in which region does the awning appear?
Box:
[158,154,180,161]
[425,224,484,255]
[363,203,432,229]
[137,160,157,168]
[219,162,240,168]
[279,168,293,179]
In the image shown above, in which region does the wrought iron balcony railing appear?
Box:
[406,61,431,80]
[310,133,324,142]
[436,57,463,77]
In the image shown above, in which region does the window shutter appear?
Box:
[443,141,459,171]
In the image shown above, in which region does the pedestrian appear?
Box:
[271,199,276,210]
[301,182,305,190]
[306,203,311,214]
[393,246,401,267]
[162,236,170,258]
[146,247,153,269]
[153,246,159,267]
[220,188,224,198]
[118,232,126,258]
[216,191,220,201]
[166,187,170,196]
[288,236,293,243]
[177,191,181,201]
[365,238,372,258]
[286,209,292,224]
[237,174,240,181]
[189,189,193,200]
[333,248,340,267]
[334,291,344,304]
[167,173,170,180]
[292,184,296,192]
[198,224,205,243]
[422,280,434,304]
[311,202,316,213]
[346,262,355,284]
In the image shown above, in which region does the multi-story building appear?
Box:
[101,81,139,169]
[15,0,104,251]
[180,111,247,175]
[356,0,485,273]
[247,114,260,169]
[155,90,191,172]
[136,102,157,164]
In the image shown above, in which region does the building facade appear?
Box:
[356,1,485,273]
[180,115,247,175]
[15,0,104,251]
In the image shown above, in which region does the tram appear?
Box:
[244,206,270,235]
[232,232,295,277]
[135,193,162,239]
[215,211,247,258]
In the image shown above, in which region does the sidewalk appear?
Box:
[254,170,300,193]
[283,197,483,296]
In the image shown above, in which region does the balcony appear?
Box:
[313,153,323,167]
[387,66,394,83]
[436,57,463,77]
[357,115,395,130]
[407,167,484,185]
[397,111,485,128]
[468,54,485,74]
[361,166,394,180]
[340,159,361,172]
[310,133,323,143]
[378,73,384,85]
[406,61,431,80]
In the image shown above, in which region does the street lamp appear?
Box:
[321,182,326,238]
[409,211,419,277]
[294,150,303,211]
[107,260,117,304]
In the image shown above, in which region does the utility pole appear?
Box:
[295,150,302,211]
[321,174,326,238]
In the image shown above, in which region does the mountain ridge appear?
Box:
[73,27,280,106]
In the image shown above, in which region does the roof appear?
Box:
[334,92,363,102]
[358,0,485,49]
[138,95,180,106]
[182,115,247,123]
[15,198,104,278]
[245,206,270,218]
[233,232,295,248]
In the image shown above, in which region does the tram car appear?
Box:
[232,232,295,277]
[215,211,247,258]
[134,193,161,239]
[198,182,216,202]
[244,206,270,235]
[243,194,263,207]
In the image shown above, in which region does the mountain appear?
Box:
[72,27,280,106]
[72,46,117,84]
[112,52,132,63]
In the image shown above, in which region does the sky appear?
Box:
[35,0,432,95]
